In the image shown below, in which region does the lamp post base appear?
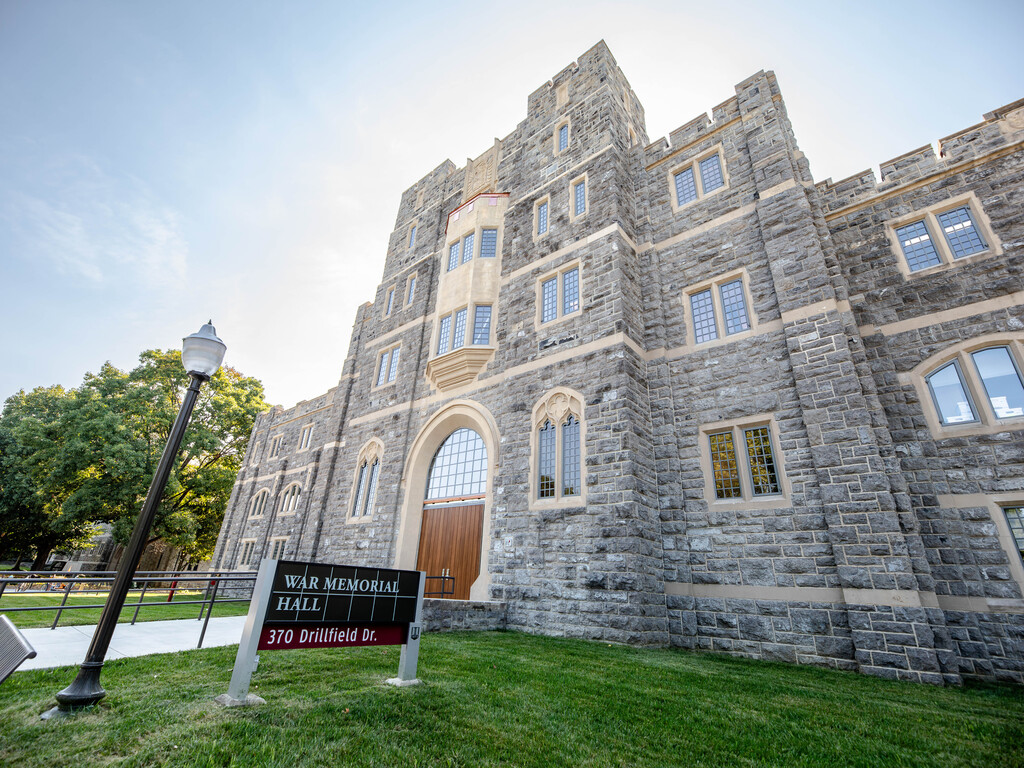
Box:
[41,661,107,719]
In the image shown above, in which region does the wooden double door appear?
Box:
[416,503,483,601]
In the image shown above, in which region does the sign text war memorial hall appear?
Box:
[212,42,1024,684]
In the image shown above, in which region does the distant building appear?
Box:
[212,42,1024,684]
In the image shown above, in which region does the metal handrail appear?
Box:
[0,570,256,648]
[424,575,455,598]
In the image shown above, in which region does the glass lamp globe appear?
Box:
[182,321,227,378]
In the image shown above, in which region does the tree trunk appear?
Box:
[32,547,52,570]
[12,553,23,570]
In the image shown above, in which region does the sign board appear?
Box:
[219,559,425,706]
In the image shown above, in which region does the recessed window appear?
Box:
[238,539,256,569]
[385,287,395,316]
[268,435,283,458]
[1005,507,1024,565]
[669,148,728,210]
[538,263,581,325]
[447,241,460,271]
[408,224,417,249]
[532,389,585,505]
[375,345,401,387]
[461,232,475,265]
[887,195,1001,277]
[435,305,493,355]
[699,417,788,506]
[249,490,270,518]
[279,483,301,515]
[480,228,498,258]
[269,537,288,561]
[926,345,1024,426]
[406,273,417,305]
[298,425,313,451]
[684,272,755,347]
[350,441,383,519]
[472,305,492,345]
[535,198,550,237]
[555,121,570,154]
[570,176,587,219]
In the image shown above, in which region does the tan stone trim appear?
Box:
[510,143,615,212]
[666,144,730,213]
[859,291,1024,338]
[937,493,1024,594]
[553,117,571,156]
[698,414,792,509]
[654,202,756,252]
[779,298,853,325]
[642,320,784,362]
[366,316,428,351]
[568,172,589,222]
[842,588,936,609]
[505,223,637,283]
[251,465,312,483]
[936,595,1024,614]
[645,115,743,172]
[665,581,843,602]
[823,140,1024,221]
[681,267,760,349]
[532,195,552,242]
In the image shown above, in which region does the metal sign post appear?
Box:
[217,559,426,707]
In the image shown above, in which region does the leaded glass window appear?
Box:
[249,490,269,517]
[425,428,487,500]
[938,206,987,259]
[745,426,780,496]
[387,347,400,383]
[691,289,717,343]
[558,123,568,152]
[537,200,549,235]
[362,460,379,516]
[270,538,287,560]
[538,420,556,498]
[352,462,368,516]
[573,180,586,216]
[896,220,942,272]
[674,167,697,206]
[437,315,451,355]
[385,288,395,316]
[480,228,498,258]
[562,416,580,496]
[720,280,750,335]
[971,347,1024,419]
[1005,507,1024,563]
[473,305,492,345]
[407,275,416,304]
[239,541,255,568]
[926,361,977,425]
[462,232,475,264]
[699,154,724,193]
[708,432,741,499]
[452,308,467,350]
[376,351,390,387]
[563,268,579,316]
[408,225,416,249]
[541,277,558,323]
[448,242,460,271]
[280,484,301,513]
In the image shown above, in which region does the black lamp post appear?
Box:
[42,322,226,720]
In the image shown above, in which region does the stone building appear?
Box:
[211,42,1024,684]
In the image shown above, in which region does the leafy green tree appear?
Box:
[0,352,267,568]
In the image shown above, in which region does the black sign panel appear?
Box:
[265,560,421,625]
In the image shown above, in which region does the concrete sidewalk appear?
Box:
[13,615,248,671]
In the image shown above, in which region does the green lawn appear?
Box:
[1,632,1021,767]
[0,591,251,628]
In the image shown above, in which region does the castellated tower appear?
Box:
[212,41,1024,684]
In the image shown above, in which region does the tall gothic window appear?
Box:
[351,440,384,518]
[532,389,585,504]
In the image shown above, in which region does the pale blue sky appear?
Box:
[2,0,1022,407]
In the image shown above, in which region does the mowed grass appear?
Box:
[0,591,251,628]
[1,632,1022,768]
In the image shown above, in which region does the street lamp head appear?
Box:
[182,321,226,379]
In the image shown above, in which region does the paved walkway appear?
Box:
[14,615,248,671]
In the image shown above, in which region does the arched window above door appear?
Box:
[425,428,487,501]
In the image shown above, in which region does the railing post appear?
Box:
[51,577,75,630]
[197,578,220,648]
[131,578,150,625]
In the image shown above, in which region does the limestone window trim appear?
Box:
[349,439,384,522]
[554,119,571,156]
[408,221,418,251]
[406,272,417,306]
[384,285,396,318]
[536,260,582,329]
[569,173,589,221]
[238,539,257,570]
[529,388,587,509]
[533,195,551,241]
[903,334,1024,438]
[1002,503,1024,584]
[297,425,313,451]
[885,191,1002,279]
[555,83,568,108]
[247,440,261,466]
[373,344,401,389]
[248,489,271,518]
[268,435,284,459]
[681,267,758,350]
[268,536,289,561]
[698,414,790,510]
[667,144,729,213]
[278,482,302,516]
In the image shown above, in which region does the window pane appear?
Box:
[387,347,400,382]
[408,225,416,249]
[938,206,986,259]
[447,242,459,271]
[690,289,718,343]
[473,305,492,345]
[971,347,1024,419]
[708,432,741,499]
[462,232,475,264]
[719,280,750,335]
[745,426,780,496]
[1005,507,1024,562]
[699,154,724,193]
[426,428,488,499]
[562,268,579,315]
[386,289,394,316]
[538,420,555,498]
[537,201,548,235]
[541,277,557,323]
[376,351,389,386]
[407,275,416,304]
[927,361,977,424]
[452,308,467,349]
[562,415,580,496]
[573,180,586,216]
[437,315,451,355]
[674,167,697,206]
[480,228,498,258]
[558,124,568,152]
[363,460,379,516]
[896,220,942,272]
[352,462,368,516]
